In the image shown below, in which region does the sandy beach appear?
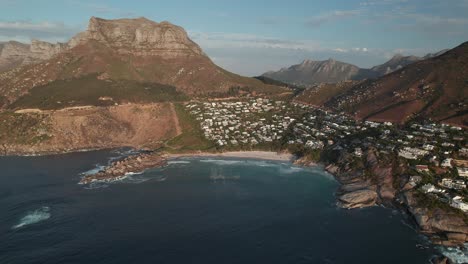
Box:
[164,151,294,161]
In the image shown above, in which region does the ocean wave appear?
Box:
[210,175,241,181]
[168,160,191,165]
[279,166,304,174]
[12,206,51,229]
[200,159,244,165]
[80,164,106,176]
[439,245,468,264]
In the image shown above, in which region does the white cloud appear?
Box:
[189,31,322,51]
[0,20,80,43]
[306,10,362,27]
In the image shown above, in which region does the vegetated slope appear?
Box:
[325,42,468,126]
[0,17,285,108]
[293,80,363,106]
[0,103,180,155]
[10,74,188,110]
[262,59,377,86]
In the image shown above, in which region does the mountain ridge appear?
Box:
[262,49,449,86]
[324,41,468,126]
[0,17,285,108]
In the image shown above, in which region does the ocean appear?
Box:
[0,150,443,263]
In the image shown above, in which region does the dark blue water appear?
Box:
[0,150,437,264]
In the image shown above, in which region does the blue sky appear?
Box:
[0,0,467,75]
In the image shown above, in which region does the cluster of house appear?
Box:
[185,99,299,147]
[187,99,467,213]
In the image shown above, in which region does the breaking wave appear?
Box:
[12,206,51,229]
[439,245,468,264]
[200,159,243,165]
[278,166,304,174]
[80,165,106,176]
[168,160,191,165]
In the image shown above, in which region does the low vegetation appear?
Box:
[0,111,50,145]
[10,74,189,110]
[165,103,215,152]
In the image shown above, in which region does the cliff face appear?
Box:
[68,17,204,58]
[0,40,66,72]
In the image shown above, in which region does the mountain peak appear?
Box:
[69,17,204,58]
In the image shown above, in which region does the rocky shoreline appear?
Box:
[79,152,167,185]
[317,147,468,250]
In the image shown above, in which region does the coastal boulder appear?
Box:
[338,189,378,209]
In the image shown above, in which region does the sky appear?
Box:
[0,0,467,76]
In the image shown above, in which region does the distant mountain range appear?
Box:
[0,17,284,109]
[262,50,448,86]
[291,42,466,126]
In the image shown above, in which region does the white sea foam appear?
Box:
[80,165,106,176]
[168,160,191,165]
[439,245,468,264]
[279,166,304,174]
[210,175,241,181]
[200,159,243,165]
[12,206,51,229]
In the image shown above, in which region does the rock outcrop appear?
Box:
[324,147,468,246]
[338,189,378,209]
[69,17,204,58]
[0,40,66,72]
[79,152,167,184]
[403,191,468,246]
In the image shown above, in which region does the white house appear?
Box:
[451,196,468,212]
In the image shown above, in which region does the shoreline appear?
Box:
[164,151,295,162]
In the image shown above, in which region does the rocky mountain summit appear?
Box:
[68,17,204,58]
[370,54,422,76]
[0,40,66,72]
[262,58,377,86]
[371,50,448,76]
[262,49,449,86]
[0,17,281,107]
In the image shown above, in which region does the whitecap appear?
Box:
[80,164,106,176]
[12,206,51,229]
[168,160,191,165]
[199,159,243,165]
[439,245,468,264]
[279,166,304,174]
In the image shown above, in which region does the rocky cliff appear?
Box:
[0,40,66,72]
[324,147,468,246]
[68,17,204,58]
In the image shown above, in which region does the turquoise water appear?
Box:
[0,150,438,263]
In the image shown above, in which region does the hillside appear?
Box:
[325,42,468,126]
[293,81,363,106]
[0,17,285,109]
[0,103,180,155]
